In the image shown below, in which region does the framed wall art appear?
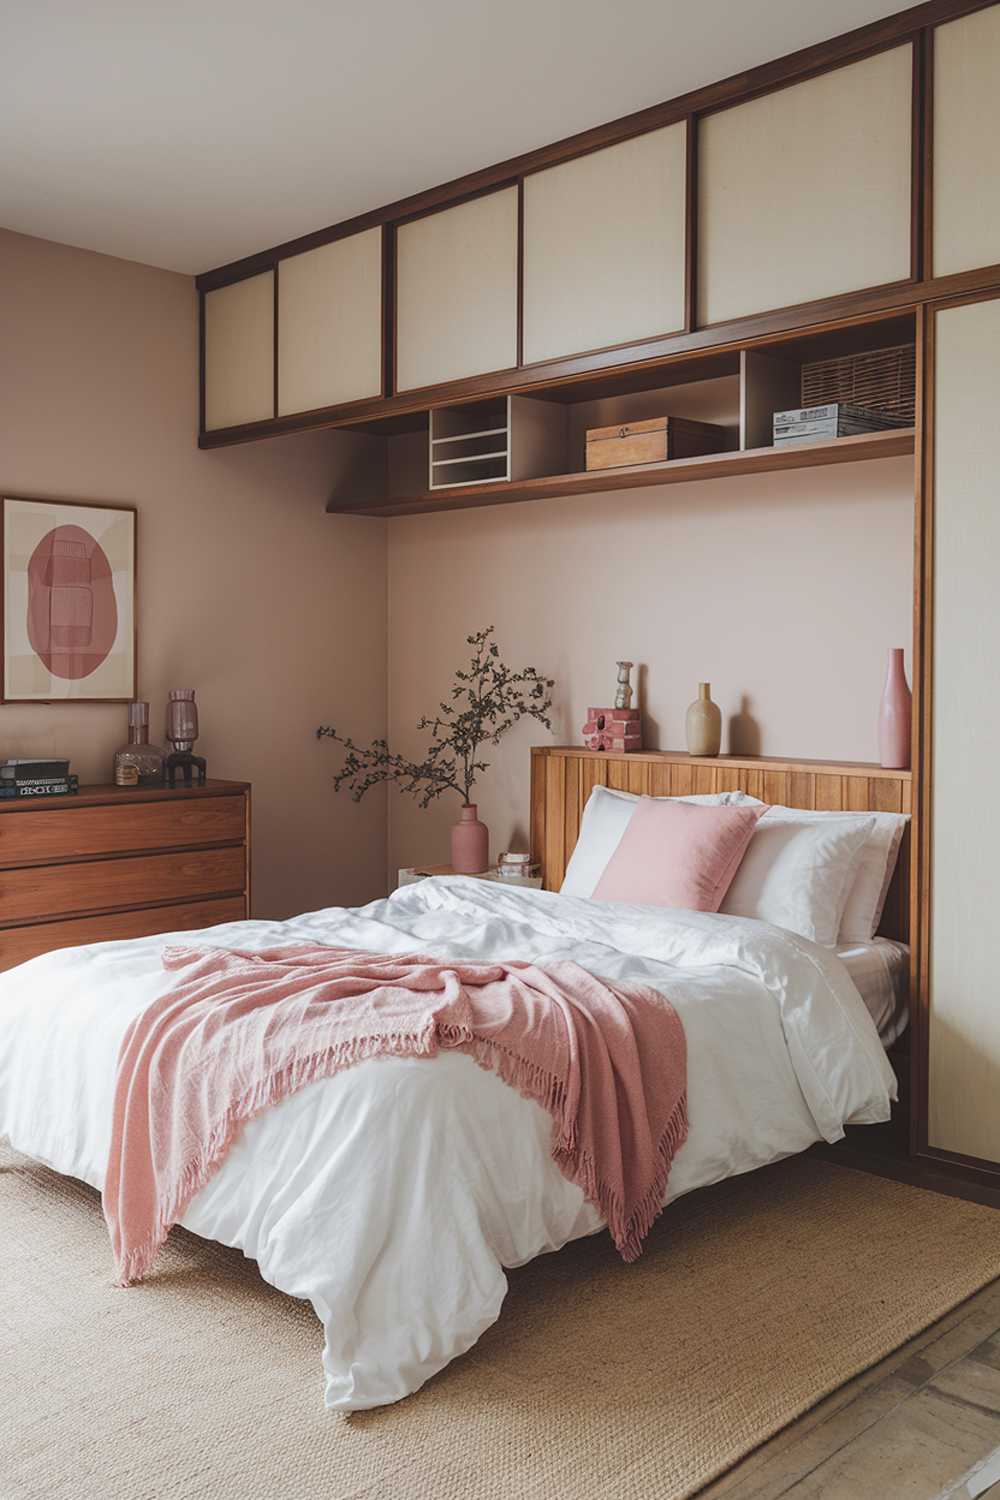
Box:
[1,496,137,703]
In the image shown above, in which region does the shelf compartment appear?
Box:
[328,425,915,518]
[431,425,508,447]
[430,455,509,488]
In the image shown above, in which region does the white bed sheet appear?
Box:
[0,878,896,1410]
[837,938,909,1047]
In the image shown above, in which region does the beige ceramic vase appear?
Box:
[686,683,722,756]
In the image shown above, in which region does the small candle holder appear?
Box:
[165,689,207,787]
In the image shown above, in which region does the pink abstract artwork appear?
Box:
[26,524,118,680]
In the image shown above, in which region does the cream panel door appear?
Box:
[698,46,912,326]
[933,5,1000,277]
[277,228,382,416]
[395,187,518,392]
[522,123,687,365]
[929,292,1000,1163]
[203,272,274,431]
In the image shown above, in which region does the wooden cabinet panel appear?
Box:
[204,271,274,431]
[395,187,518,393]
[698,45,912,325]
[933,5,1000,278]
[277,228,383,415]
[0,897,247,973]
[0,795,245,868]
[928,292,1000,1163]
[0,845,246,924]
[523,123,686,366]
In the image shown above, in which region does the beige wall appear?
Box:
[386,458,914,872]
[0,228,388,919]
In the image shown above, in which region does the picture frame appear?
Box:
[1,495,137,704]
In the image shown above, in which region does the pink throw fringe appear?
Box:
[102,945,689,1283]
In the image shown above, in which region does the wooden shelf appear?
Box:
[328,426,915,518]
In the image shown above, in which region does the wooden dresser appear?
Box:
[0,779,250,972]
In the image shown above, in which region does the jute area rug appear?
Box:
[3,1144,999,1500]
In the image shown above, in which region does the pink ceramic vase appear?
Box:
[878,647,912,769]
[451,804,489,874]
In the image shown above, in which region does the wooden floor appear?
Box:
[701,1261,1000,1499]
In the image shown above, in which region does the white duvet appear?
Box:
[0,878,895,1410]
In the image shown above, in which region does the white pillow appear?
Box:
[735,800,908,942]
[560,784,738,899]
[719,811,875,947]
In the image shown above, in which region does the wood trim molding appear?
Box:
[194,0,993,295]
[911,283,1000,1176]
[198,259,1000,449]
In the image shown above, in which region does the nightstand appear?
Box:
[397,864,543,891]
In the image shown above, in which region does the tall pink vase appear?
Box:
[451,804,489,874]
[878,647,911,769]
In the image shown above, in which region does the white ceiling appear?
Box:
[1,0,907,277]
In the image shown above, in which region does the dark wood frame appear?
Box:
[0,495,138,706]
[910,285,1000,1190]
[195,0,1000,451]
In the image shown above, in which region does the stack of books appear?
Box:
[0,758,79,799]
[772,403,910,446]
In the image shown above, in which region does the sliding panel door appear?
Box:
[933,3,1000,278]
[698,45,912,325]
[395,187,518,393]
[203,272,274,432]
[522,123,687,366]
[277,227,382,416]
[928,290,1000,1165]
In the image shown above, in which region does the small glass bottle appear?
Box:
[113,701,165,788]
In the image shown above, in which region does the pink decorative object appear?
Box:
[593,797,766,911]
[582,707,642,753]
[878,647,911,770]
[103,941,688,1280]
[451,803,489,873]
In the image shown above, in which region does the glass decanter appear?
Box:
[113,701,165,788]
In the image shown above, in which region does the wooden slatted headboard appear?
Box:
[530,747,913,943]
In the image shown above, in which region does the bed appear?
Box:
[0,749,909,1411]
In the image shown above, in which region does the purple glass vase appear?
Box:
[167,689,198,754]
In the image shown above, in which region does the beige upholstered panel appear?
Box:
[698,46,912,325]
[204,272,274,431]
[929,293,1000,1163]
[277,228,382,416]
[933,5,1000,277]
[396,187,518,392]
[522,123,687,366]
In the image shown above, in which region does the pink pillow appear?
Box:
[592,797,766,912]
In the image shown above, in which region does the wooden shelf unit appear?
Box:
[330,426,914,518]
[327,314,915,516]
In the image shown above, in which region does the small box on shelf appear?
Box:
[585,416,726,472]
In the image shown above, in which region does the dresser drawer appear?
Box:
[0,896,248,973]
[0,846,246,925]
[0,794,246,870]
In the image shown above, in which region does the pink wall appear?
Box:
[386,459,914,873]
[0,228,388,918]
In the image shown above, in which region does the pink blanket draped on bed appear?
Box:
[102,944,688,1283]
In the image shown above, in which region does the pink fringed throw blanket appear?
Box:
[103,944,688,1283]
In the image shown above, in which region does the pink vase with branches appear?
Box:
[317,628,554,876]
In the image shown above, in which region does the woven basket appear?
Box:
[801,343,916,422]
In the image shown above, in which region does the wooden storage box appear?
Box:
[585,416,726,471]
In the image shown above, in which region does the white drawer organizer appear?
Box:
[429,395,567,491]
